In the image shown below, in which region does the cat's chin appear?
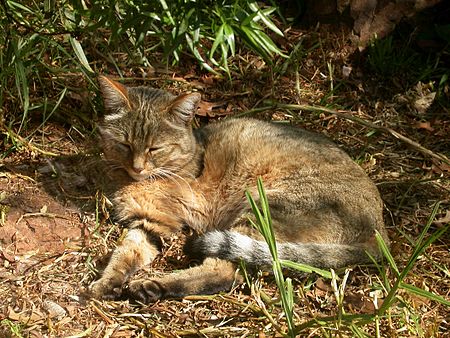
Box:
[126,170,149,182]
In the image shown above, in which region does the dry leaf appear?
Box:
[431,158,450,174]
[345,292,376,314]
[197,101,214,116]
[43,300,67,319]
[342,65,352,78]
[0,248,15,263]
[435,210,450,224]
[416,121,434,132]
[414,92,436,113]
[316,278,332,292]
[201,75,215,85]
[8,307,45,324]
[197,100,227,117]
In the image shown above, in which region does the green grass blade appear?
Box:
[247,178,296,336]
[257,177,273,230]
[378,205,448,315]
[158,0,175,25]
[245,191,266,230]
[245,26,273,56]
[210,23,225,58]
[414,201,440,250]
[280,260,333,279]
[401,203,446,279]
[238,25,270,60]
[400,282,450,306]
[14,56,29,133]
[248,1,283,36]
[245,190,277,257]
[7,1,34,15]
[375,231,399,276]
[28,87,67,138]
[69,37,94,73]
[255,28,286,56]
[223,23,235,56]
[350,323,371,338]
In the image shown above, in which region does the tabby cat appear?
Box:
[89,75,389,303]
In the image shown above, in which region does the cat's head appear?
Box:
[97,75,201,181]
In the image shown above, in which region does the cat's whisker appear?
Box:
[106,165,125,171]
[164,170,196,201]
[92,78,389,304]
[102,159,124,169]
[153,168,187,193]
[156,167,196,201]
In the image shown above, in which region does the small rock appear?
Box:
[43,300,67,319]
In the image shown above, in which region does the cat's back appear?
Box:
[198,118,386,242]
[201,118,357,170]
[199,117,382,210]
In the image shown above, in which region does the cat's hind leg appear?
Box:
[124,258,241,303]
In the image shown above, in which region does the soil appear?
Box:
[1,24,449,337]
[0,173,83,256]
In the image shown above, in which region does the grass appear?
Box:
[247,178,449,337]
[0,0,285,140]
[246,178,296,337]
[0,1,449,337]
[367,32,449,103]
[0,319,24,338]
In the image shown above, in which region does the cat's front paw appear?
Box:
[124,279,165,304]
[89,278,124,300]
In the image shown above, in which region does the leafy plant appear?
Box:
[246,177,449,336]
[2,0,284,72]
[0,0,284,140]
[246,177,296,337]
[0,319,24,338]
[367,36,418,77]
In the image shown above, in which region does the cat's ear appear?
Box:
[169,92,201,123]
[98,75,131,111]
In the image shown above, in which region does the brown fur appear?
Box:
[89,76,389,302]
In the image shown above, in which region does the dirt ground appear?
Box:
[1,24,449,337]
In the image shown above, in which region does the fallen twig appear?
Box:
[239,102,450,166]
[16,212,73,225]
[1,130,59,157]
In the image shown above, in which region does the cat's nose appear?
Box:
[132,167,144,174]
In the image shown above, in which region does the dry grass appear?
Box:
[1,23,449,337]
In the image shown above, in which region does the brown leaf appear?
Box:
[315,278,332,292]
[43,300,67,319]
[431,158,450,174]
[8,307,45,324]
[416,121,434,132]
[345,292,376,314]
[197,101,228,117]
[435,210,450,224]
[0,248,15,263]
[414,92,436,114]
[201,75,215,85]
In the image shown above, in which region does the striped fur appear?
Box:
[89,76,389,303]
[184,230,375,269]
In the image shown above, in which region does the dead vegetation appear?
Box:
[1,6,449,337]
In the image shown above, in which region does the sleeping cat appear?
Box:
[89,75,389,303]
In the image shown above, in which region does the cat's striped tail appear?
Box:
[184,230,377,269]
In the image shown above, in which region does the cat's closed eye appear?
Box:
[116,143,131,152]
[146,147,162,154]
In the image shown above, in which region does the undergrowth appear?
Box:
[0,1,449,337]
[247,178,449,337]
[0,0,284,141]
